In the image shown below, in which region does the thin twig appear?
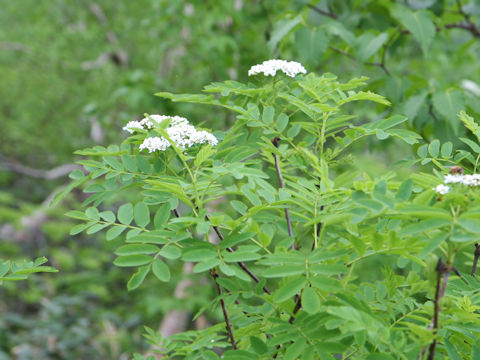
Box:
[445,22,480,37]
[306,3,338,19]
[472,243,480,276]
[328,46,390,74]
[206,215,271,295]
[448,0,480,38]
[272,138,295,249]
[212,268,237,349]
[288,295,302,324]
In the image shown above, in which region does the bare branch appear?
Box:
[0,154,81,180]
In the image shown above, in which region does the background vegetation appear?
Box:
[1,0,480,358]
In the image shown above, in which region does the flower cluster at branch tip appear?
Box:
[123,114,218,153]
[433,173,480,194]
[248,59,307,78]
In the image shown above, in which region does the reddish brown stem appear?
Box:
[472,243,480,276]
[427,259,450,360]
[288,295,302,324]
[212,269,237,349]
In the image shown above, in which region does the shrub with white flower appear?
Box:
[123,114,218,153]
[434,173,480,194]
[248,59,307,78]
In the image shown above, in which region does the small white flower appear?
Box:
[248,59,307,78]
[434,184,450,195]
[444,174,464,184]
[139,137,170,153]
[122,121,143,134]
[462,174,480,186]
[126,114,218,153]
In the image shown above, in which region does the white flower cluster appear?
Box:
[434,184,450,195]
[123,114,218,153]
[433,173,480,194]
[123,115,188,134]
[248,59,307,78]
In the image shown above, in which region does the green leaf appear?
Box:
[396,179,413,201]
[106,225,127,240]
[134,202,150,228]
[459,111,480,143]
[267,15,301,53]
[154,203,171,228]
[99,211,116,223]
[399,218,451,236]
[127,232,169,244]
[441,142,453,157]
[445,339,463,360]
[302,286,321,314]
[250,336,268,355]
[193,258,221,273]
[118,203,134,225]
[432,90,465,133]
[114,254,152,267]
[86,223,109,234]
[231,200,248,215]
[391,6,435,55]
[262,106,275,125]
[152,259,170,282]
[85,207,100,221]
[223,250,261,263]
[195,145,215,167]
[355,32,388,62]
[122,155,137,172]
[159,245,181,259]
[263,264,304,278]
[65,210,89,221]
[295,27,329,66]
[182,248,217,262]
[403,92,427,122]
[127,265,150,291]
[310,276,342,292]
[276,113,289,132]
[428,139,440,157]
[398,205,452,219]
[84,184,105,193]
[104,156,123,171]
[458,218,480,234]
[310,264,347,275]
[417,144,428,158]
[284,338,306,360]
[0,261,10,277]
[338,91,390,106]
[115,244,159,255]
[273,277,306,303]
[70,223,89,235]
[459,137,480,154]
